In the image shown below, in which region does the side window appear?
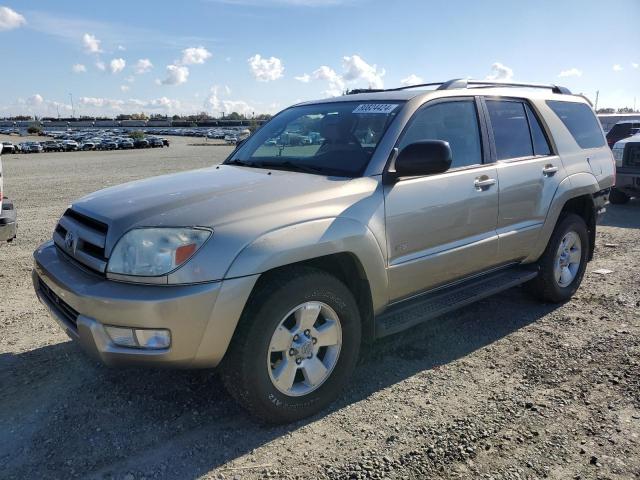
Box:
[524,104,551,156]
[546,100,606,149]
[486,100,533,160]
[399,100,482,169]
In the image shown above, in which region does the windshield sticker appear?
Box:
[352,104,398,114]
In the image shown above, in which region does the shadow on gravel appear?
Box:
[0,286,559,479]
[600,198,640,229]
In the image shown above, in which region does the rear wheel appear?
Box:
[220,267,361,424]
[528,213,589,303]
[609,188,630,205]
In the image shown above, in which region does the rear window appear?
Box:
[546,100,605,149]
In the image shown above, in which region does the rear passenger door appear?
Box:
[482,98,565,263]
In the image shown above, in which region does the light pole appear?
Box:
[69,93,75,119]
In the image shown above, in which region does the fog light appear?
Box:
[134,329,171,349]
[105,326,137,347]
[105,326,171,349]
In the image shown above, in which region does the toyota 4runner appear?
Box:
[33,79,614,423]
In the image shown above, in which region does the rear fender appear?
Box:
[524,172,599,262]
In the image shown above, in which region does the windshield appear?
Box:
[226,101,404,176]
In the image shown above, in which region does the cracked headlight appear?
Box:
[107,228,211,277]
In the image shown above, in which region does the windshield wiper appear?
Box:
[225,159,256,167]
[253,160,327,175]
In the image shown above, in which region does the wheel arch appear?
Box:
[526,172,599,263]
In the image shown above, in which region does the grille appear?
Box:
[38,278,79,327]
[53,209,108,274]
[624,144,640,168]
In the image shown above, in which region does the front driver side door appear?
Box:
[384,97,500,302]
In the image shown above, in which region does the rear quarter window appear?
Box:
[546,100,605,149]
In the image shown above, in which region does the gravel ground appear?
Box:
[0,139,638,480]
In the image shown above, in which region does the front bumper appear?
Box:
[33,241,257,368]
[0,197,17,242]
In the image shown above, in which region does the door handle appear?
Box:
[474,177,496,190]
[542,164,559,176]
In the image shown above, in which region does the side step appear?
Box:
[375,266,538,338]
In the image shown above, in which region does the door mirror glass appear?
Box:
[394,140,452,177]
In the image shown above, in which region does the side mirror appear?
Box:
[393,140,452,178]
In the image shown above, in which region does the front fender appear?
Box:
[225,217,389,312]
[524,172,599,262]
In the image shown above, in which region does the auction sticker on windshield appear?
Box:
[352,104,398,114]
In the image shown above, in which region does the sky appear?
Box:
[0,0,638,118]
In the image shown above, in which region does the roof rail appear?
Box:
[347,78,572,95]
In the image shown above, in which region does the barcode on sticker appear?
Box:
[352,104,398,114]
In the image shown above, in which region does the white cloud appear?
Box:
[134,58,153,74]
[312,65,345,96]
[117,44,126,51]
[0,6,26,31]
[180,46,212,65]
[120,85,130,92]
[125,75,135,83]
[95,60,106,71]
[147,97,181,110]
[294,73,311,83]
[632,63,639,69]
[485,62,513,81]
[248,54,284,82]
[400,74,423,86]
[613,64,623,72]
[558,68,582,78]
[109,58,126,74]
[205,85,254,116]
[82,33,102,53]
[72,63,87,73]
[27,94,44,106]
[342,55,385,89]
[158,64,189,85]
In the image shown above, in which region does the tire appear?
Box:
[220,266,361,424]
[528,213,589,303]
[609,188,630,205]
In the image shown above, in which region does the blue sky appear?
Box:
[0,0,638,117]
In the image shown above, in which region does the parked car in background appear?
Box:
[42,141,63,152]
[80,141,96,151]
[118,139,134,149]
[62,140,79,151]
[22,142,43,153]
[606,120,640,148]
[148,137,164,148]
[134,138,149,148]
[98,139,119,150]
[33,79,614,423]
[160,138,170,147]
[1,142,16,154]
[0,146,17,242]
[611,133,640,204]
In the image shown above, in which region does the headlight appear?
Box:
[612,148,624,167]
[107,228,211,277]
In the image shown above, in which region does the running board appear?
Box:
[375,266,538,338]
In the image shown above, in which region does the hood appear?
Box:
[71,165,379,255]
[613,133,640,148]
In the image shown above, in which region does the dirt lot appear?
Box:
[0,138,638,480]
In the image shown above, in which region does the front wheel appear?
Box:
[220,267,361,423]
[528,213,589,303]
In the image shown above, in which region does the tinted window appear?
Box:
[486,100,533,160]
[400,100,482,169]
[546,100,605,149]
[524,104,551,156]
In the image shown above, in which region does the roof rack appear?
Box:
[346,78,572,95]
